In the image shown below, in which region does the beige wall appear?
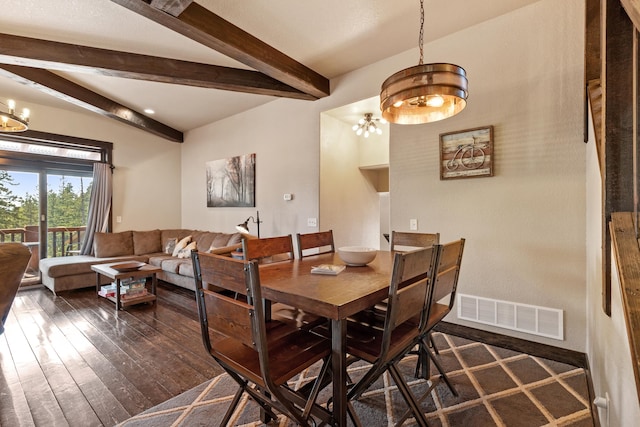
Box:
[28,103,182,231]
[182,0,588,351]
[391,0,586,352]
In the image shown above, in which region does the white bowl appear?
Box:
[338,246,377,266]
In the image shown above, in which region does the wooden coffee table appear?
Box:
[92,262,161,311]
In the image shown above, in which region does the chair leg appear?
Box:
[220,387,244,426]
[422,337,458,397]
[414,340,430,379]
[388,363,429,427]
[429,332,439,355]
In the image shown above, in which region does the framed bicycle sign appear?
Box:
[439,125,494,180]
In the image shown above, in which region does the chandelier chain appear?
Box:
[419,0,424,65]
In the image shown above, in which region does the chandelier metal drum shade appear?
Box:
[353,113,386,138]
[1,99,30,132]
[380,0,468,125]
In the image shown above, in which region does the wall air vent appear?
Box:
[457,294,563,340]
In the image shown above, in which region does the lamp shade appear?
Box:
[380,63,468,124]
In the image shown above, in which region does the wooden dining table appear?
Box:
[258,250,395,427]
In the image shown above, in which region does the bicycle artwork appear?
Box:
[439,126,494,180]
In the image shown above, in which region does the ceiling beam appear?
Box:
[0,33,314,100]
[150,0,194,17]
[0,65,183,143]
[110,0,330,99]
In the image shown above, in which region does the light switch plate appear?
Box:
[307,217,317,227]
[409,219,418,230]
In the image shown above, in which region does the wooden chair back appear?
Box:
[242,235,294,264]
[381,245,441,354]
[390,231,440,252]
[296,230,335,258]
[429,238,465,320]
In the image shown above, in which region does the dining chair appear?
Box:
[243,234,324,329]
[390,230,440,252]
[296,229,335,259]
[344,245,441,427]
[357,231,440,329]
[413,238,465,392]
[191,250,333,427]
[241,234,294,264]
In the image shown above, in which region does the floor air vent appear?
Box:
[457,294,563,340]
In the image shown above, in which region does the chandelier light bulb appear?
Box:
[353,112,384,138]
[426,95,445,108]
[1,98,30,132]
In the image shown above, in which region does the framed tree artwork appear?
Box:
[440,126,494,180]
[206,153,256,207]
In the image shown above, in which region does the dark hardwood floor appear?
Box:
[0,282,223,427]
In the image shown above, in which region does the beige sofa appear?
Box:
[39,229,242,294]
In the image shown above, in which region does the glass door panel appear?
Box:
[0,170,41,285]
[46,173,92,258]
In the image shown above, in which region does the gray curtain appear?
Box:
[80,162,112,255]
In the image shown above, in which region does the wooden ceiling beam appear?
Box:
[0,33,313,100]
[150,0,194,17]
[0,65,183,143]
[110,0,330,99]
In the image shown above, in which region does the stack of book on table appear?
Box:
[99,278,148,300]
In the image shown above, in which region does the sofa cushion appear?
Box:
[133,230,162,255]
[159,257,186,274]
[148,254,174,267]
[93,231,134,258]
[178,261,195,278]
[40,254,148,278]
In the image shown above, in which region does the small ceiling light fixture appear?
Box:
[380,0,468,124]
[352,113,386,138]
[1,99,30,132]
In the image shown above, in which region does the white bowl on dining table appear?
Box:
[337,246,377,266]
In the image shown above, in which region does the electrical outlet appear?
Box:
[116,216,122,223]
[409,219,418,230]
[307,217,317,227]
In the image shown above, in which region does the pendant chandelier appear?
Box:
[0,99,30,132]
[352,113,386,138]
[380,0,468,124]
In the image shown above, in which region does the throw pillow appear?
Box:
[165,237,178,255]
[177,241,197,259]
[172,235,192,257]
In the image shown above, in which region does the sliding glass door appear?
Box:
[0,168,92,286]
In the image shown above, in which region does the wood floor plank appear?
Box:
[46,290,176,407]
[11,294,112,426]
[27,289,157,416]
[59,286,214,394]
[2,306,69,426]
[0,329,36,427]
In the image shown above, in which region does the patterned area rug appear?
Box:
[117,333,595,426]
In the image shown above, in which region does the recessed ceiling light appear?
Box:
[144,108,155,114]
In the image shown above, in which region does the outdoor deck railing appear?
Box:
[0,226,86,257]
